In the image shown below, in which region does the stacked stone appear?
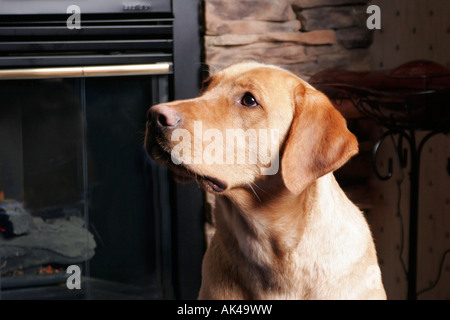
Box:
[204,0,372,79]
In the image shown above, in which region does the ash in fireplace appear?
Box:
[0,199,96,275]
[0,200,34,236]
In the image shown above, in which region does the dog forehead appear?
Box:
[214,63,300,92]
[220,63,288,81]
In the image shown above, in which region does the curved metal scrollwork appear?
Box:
[372,130,444,181]
[372,130,412,181]
[371,128,448,299]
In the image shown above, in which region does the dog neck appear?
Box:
[213,173,332,269]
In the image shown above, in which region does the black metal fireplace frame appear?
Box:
[0,0,204,300]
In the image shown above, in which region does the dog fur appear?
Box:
[145,62,386,300]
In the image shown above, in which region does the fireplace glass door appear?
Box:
[0,68,171,299]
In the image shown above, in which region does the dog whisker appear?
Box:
[248,183,262,202]
[251,181,270,195]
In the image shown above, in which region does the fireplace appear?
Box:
[0,0,204,300]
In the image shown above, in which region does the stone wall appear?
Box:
[203,0,372,79]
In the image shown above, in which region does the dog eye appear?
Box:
[241,93,258,108]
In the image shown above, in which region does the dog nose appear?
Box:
[149,104,182,128]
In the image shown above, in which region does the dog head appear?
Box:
[145,62,358,195]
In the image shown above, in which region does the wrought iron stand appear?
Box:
[351,95,449,300]
[309,60,450,299]
[371,128,447,299]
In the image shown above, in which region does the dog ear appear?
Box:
[281,84,358,195]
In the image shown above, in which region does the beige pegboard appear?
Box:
[366,0,450,300]
[369,0,450,69]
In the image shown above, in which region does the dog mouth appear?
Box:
[200,176,228,193]
[146,136,228,193]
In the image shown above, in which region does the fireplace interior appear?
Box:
[0,0,204,300]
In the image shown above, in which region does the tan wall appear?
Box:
[368,0,450,299]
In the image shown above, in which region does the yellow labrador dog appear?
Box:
[145,62,386,299]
